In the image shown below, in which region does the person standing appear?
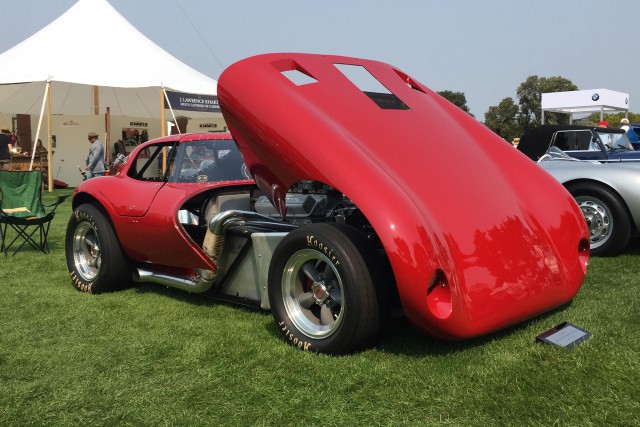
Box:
[620,118,630,132]
[113,139,126,161]
[85,131,106,178]
[0,127,13,170]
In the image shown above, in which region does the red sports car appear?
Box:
[66,53,589,354]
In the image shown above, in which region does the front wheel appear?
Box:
[568,182,631,256]
[268,223,386,354]
[65,204,131,293]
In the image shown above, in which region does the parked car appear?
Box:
[518,124,638,161]
[536,148,640,256]
[65,53,589,354]
[625,124,640,150]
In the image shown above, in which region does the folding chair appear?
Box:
[0,170,69,256]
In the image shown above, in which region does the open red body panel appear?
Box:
[218,53,589,339]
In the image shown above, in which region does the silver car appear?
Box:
[537,148,640,256]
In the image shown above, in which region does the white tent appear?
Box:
[541,89,629,124]
[0,0,217,118]
[0,0,220,188]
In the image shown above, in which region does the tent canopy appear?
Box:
[0,0,218,119]
[541,89,629,123]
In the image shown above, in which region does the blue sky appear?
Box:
[0,0,635,119]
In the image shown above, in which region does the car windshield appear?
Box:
[174,139,250,183]
[596,131,634,151]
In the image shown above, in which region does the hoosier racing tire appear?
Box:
[268,223,384,355]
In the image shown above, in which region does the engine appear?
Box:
[179,180,372,247]
[253,180,367,228]
[161,180,377,302]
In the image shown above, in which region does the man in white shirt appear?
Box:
[620,118,630,132]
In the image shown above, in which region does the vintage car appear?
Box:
[65,53,589,354]
[625,124,640,150]
[518,124,638,162]
[536,148,640,256]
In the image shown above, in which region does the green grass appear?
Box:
[1,188,639,426]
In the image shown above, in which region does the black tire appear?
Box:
[568,182,631,256]
[268,223,386,354]
[65,203,132,293]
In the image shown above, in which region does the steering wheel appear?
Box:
[198,160,222,181]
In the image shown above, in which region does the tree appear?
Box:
[582,112,640,127]
[483,75,578,140]
[517,75,577,130]
[483,97,521,142]
[437,90,474,117]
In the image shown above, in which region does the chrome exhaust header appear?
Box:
[203,210,297,265]
[132,267,217,293]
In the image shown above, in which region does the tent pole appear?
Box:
[93,86,100,115]
[105,107,111,164]
[29,81,50,175]
[163,89,180,133]
[161,87,167,174]
[47,81,53,192]
[161,87,166,137]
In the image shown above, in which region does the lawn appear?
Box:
[0,188,638,426]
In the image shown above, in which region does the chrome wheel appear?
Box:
[576,196,611,249]
[281,249,345,339]
[72,221,101,282]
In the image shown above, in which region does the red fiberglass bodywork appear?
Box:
[72,132,253,272]
[218,53,589,339]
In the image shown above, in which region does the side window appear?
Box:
[174,139,247,183]
[127,143,176,181]
[575,131,593,150]
[554,131,593,151]
[553,132,571,151]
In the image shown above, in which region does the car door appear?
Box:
[105,141,210,267]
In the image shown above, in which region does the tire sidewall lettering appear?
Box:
[306,234,340,267]
[75,210,98,234]
[270,223,382,354]
[69,212,93,292]
[67,206,107,293]
[278,321,312,351]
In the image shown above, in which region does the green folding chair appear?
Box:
[0,170,69,256]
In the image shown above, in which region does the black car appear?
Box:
[517,125,638,162]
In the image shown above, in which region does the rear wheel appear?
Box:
[568,182,631,256]
[268,223,386,354]
[65,204,131,293]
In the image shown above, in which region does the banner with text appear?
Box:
[164,90,220,113]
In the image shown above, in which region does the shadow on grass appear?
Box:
[373,306,568,357]
[260,301,574,357]
[132,282,265,313]
[375,317,487,356]
[131,281,573,357]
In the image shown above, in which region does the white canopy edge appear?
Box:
[0,0,217,95]
[541,89,629,122]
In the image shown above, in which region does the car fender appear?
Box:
[540,160,640,232]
